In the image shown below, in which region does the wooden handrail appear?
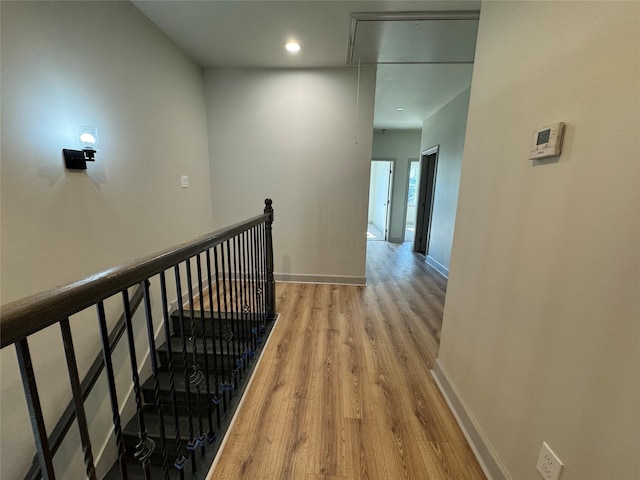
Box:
[1,212,270,349]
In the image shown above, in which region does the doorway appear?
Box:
[367,160,393,241]
[413,146,438,254]
[404,159,420,243]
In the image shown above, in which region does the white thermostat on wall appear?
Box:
[529,122,565,159]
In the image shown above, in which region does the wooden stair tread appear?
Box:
[157,335,254,359]
[141,368,228,395]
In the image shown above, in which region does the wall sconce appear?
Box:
[63,126,99,169]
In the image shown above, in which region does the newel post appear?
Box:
[264,198,276,320]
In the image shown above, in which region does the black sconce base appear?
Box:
[63,149,95,170]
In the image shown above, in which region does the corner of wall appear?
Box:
[431,360,509,480]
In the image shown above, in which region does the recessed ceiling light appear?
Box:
[285,41,302,53]
[395,107,405,112]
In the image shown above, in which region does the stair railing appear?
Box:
[19,284,146,480]
[1,199,276,480]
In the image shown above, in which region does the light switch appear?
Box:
[181,175,189,188]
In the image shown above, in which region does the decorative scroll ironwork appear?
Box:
[223,326,234,343]
[134,436,156,470]
[189,363,205,391]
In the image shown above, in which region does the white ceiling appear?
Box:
[132,0,480,129]
[375,63,474,129]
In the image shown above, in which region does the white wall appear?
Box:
[1,2,213,478]
[420,87,471,274]
[205,68,376,285]
[371,129,422,242]
[438,2,639,480]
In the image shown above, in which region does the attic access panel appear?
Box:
[348,12,480,65]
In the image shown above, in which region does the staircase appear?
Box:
[3,200,275,480]
[103,307,273,480]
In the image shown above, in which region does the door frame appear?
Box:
[413,145,439,254]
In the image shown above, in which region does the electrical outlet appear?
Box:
[536,442,564,480]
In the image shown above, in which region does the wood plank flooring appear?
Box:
[207,241,486,480]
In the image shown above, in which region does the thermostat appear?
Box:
[529,122,565,159]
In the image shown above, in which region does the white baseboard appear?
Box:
[274,273,366,286]
[387,236,404,243]
[431,359,510,480]
[167,273,366,298]
[425,255,449,278]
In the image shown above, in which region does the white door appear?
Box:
[368,160,393,241]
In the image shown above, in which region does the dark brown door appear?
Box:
[413,148,438,255]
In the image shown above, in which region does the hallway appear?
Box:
[209,242,485,479]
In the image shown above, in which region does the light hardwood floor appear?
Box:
[208,241,486,480]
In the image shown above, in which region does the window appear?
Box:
[407,161,420,206]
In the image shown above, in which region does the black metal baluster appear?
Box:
[246,230,255,357]
[235,239,243,374]
[258,223,267,332]
[226,240,239,389]
[173,265,197,473]
[185,260,206,459]
[220,242,235,398]
[195,254,216,443]
[252,225,261,344]
[245,229,254,354]
[141,281,170,480]
[213,245,229,411]
[262,222,269,322]
[15,338,56,480]
[205,249,222,428]
[59,319,97,480]
[250,225,260,356]
[241,230,253,368]
[254,225,263,348]
[256,223,264,323]
[239,231,249,372]
[235,235,244,374]
[96,301,127,479]
[253,225,262,340]
[159,272,187,478]
[122,290,154,480]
